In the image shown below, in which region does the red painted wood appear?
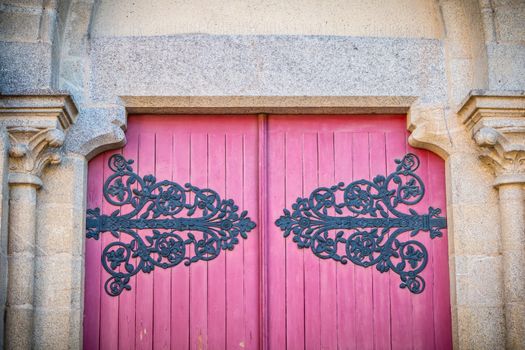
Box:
[119,133,138,350]
[257,115,268,350]
[303,133,321,350]
[225,134,245,349]
[207,133,226,350]
[85,116,259,350]
[153,133,173,350]
[285,132,305,350]
[100,150,121,350]
[136,133,155,350]
[334,132,356,350]
[352,133,374,350]
[85,114,451,350]
[245,129,260,350]
[409,149,435,350]
[189,132,209,350]
[84,155,103,350]
[387,131,414,350]
[267,130,286,350]
[428,152,453,350]
[369,133,390,350]
[265,115,451,350]
[171,131,191,350]
[318,131,338,350]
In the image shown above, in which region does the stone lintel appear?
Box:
[457,90,525,186]
[119,95,418,115]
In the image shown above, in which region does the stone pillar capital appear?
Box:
[458,90,525,186]
[0,94,78,187]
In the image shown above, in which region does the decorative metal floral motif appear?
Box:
[86,154,256,296]
[275,153,446,294]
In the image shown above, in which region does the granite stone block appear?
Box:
[0,42,53,93]
[88,35,447,104]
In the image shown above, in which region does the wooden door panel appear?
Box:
[85,115,260,350]
[85,114,451,350]
[266,115,452,350]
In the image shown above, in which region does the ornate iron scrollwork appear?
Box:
[275,153,446,294]
[86,154,256,296]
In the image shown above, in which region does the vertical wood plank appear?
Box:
[387,131,414,350]
[153,132,173,350]
[303,133,321,350]
[334,132,356,350]
[428,152,452,350]
[171,132,191,350]
[225,134,246,349]
[207,133,226,350]
[136,133,155,350]
[285,132,305,350]
[99,150,121,350]
[119,131,139,350]
[190,133,208,350]
[244,127,260,349]
[257,115,268,350]
[408,148,435,349]
[84,155,104,350]
[267,130,286,349]
[318,132,338,350]
[351,133,374,350]
[369,132,390,350]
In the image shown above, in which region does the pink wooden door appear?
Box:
[84,114,452,350]
[85,115,261,350]
[266,115,452,350]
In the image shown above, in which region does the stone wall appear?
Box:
[0,0,524,349]
[90,0,444,38]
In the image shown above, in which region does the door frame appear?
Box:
[81,95,457,349]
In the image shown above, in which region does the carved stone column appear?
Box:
[459,91,525,350]
[0,95,77,349]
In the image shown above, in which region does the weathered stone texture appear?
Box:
[33,153,86,347]
[33,308,71,350]
[90,0,444,38]
[0,131,8,350]
[0,94,78,348]
[454,254,504,307]
[5,180,40,350]
[458,92,525,350]
[439,0,489,105]
[456,305,506,349]
[492,0,525,42]
[5,305,33,349]
[0,9,41,42]
[0,42,54,93]
[0,0,59,93]
[64,107,126,159]
[88,35,447,103]
[485,0,525,92]
[487,43,525,91]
